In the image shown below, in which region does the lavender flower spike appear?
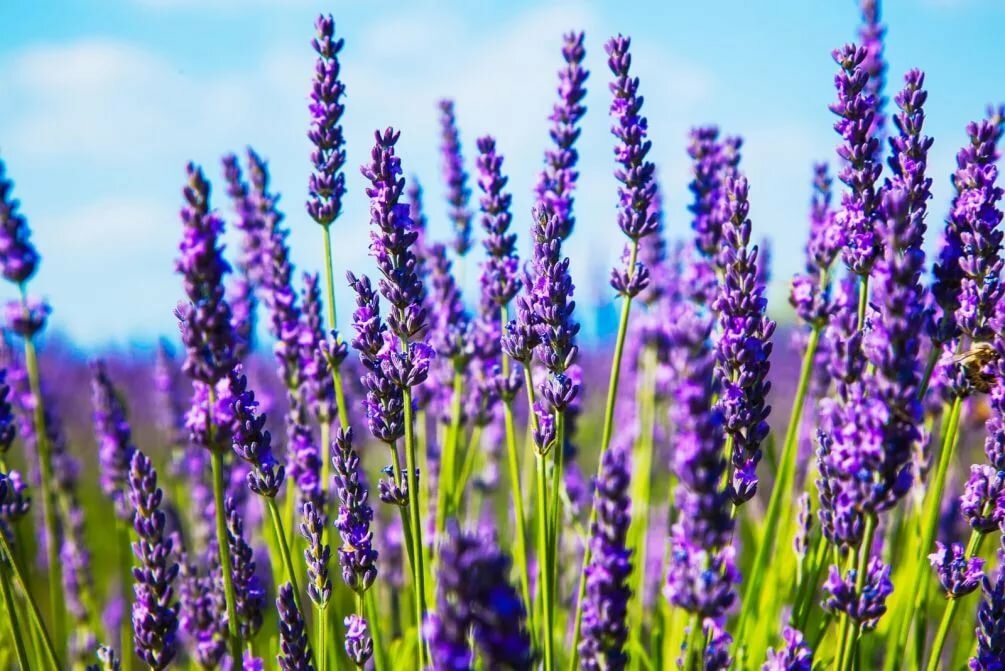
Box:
[332,427,378,594]
[823,555,892,630]
[606,34,659,300]
[307,14,347,228]
[858,0,887,143]
[0,157,40,285]
[175,163,237,385]
[276,583,315,671]
[344,614,373,668]
[929,541,984,598]
[535,31,588,241]
[299,501,332,607]
[90,361,137,520]
[971,551,1005,670]
[713,175,776,504]
[229,367,286,498]
[579,439,633,671]
[476,136,521,311]
[225,497,265,641]
[438,100,473,256]
[762,627,813,671]
[830,44,883,276]
[127,451,179,671]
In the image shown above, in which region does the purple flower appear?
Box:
[534,31,588,241]
[225,497,265,641]
[221,152,266,287]
[579,439,632,671]
[299,501,331,607]
[858,0,886,143]
[427,521,532,670]
[178,552,226,669]
[91,361,138,520]
[703,621,733,671]
[823,555,892,630]
[0,370,14,456]
[276,582,315,671]
[331,427,378,594]
[128,451,179,670]
[688,126,742,275]
[87,646,121,671]
[307,14,347,228]
[4,296,49,338]
[476,136,521,311]
[932,121,1002,347]
[175,163,236,386]
[228,368,286,498]
[300,272,334,423]
[762,626,813,671]
[427,242,473,365]
[930,541,984,598]
[438,100,473,256]
[344,614,373,667]
[972,552,1005,670]
[713,175,776,504]
[961,465,1005,533]
[830,44,883,276]
[0,158,39,284]
[790,163,841,326]
[606,34,658,299]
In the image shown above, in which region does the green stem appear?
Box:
[918,347,940,401]
[317,602,328,671]
[1,558,31,671]
[736,324,821,641]
[891,396,963,664]
[116,520,133,671]
[568,241,640,670]
[857,275,869,331]
[266,497,305,616]
[402,387,428,667]
[0,531,59,669]
[435,371,464,538]
[20,331,63,658]
[548,410,565,574]
[535,451,554,671]
[210,450,244,670]
[365,589,387,671]
[627,344,658,669]
[683,615,703,671]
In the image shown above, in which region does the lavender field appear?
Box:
[1,1,1005,670]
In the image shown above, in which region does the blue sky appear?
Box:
[1,0,1003,348]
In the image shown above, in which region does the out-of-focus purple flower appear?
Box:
[762,626,813,671]
[225,496,265,641]
[175,163,236,386]
[0,370,15,456]
[830,44,883,276]
[823,555,892,630]
[858,0,886,143]
[286,408,322,513]
[0,158,40,285]
[87,646,121,671]
[299,500,331,607]
[426,521,533,670]
[127,451,179,670]
[427,242,473,366]
[438,99,473,256]
[344,614,373,668]
[972,551,1005,670]
[91,361,138,520]
[227,272,255,360]
[4,297,49,338]
[534,31,587,242]
[331,427,377,594]
[300,272,334,424]
[794,493,812,560]
[222,152,266,287]
[713,175,775,504]
[606,34,658,299]
[476,135,521,312]
[307,14,347,228]
[790,163,841,326]
[703,621,733,671]
[930,541,984,598]
[688,126,742,275]
[178,551,226,669]
[276,582,315,671]
[228,368,285,498]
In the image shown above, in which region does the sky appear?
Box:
[0,0,1003,349]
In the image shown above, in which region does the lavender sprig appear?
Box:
[438,100,473,256]
[277,583,315,671]
[307,14,347,228]
[90,361,138,520]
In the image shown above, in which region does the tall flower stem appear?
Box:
[890,395,963,662]
[924,529,986,671]
[317,602,328,671]
[435,370,464,540]
[547,411,565,595]
[0,532,58,669]
[0,557,30,671]
[266,497,305,615]
[402,388,428,666]
[321,224,352,436]
[626,344,658,665]
[568,239,640,668]
[683,615,702,671]
[115,519,133,671]
[918,347,940,400]
[535,448,554,671]
[210,449,244,670]
[500,304,533,635]
[19,329,63,657]
[857,276,869,330]
[365,587,386,671]
[736,324,821,640]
